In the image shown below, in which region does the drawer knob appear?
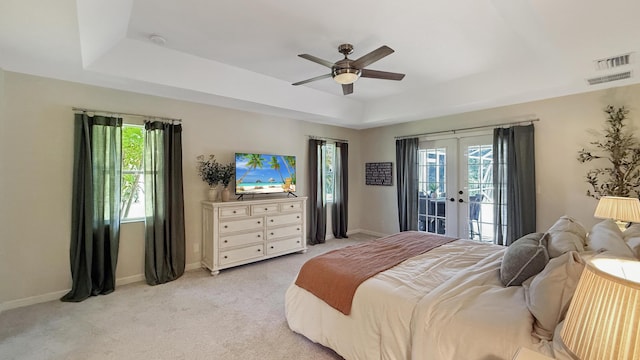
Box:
[297,216,300,219]
[270,219,274,222]
[224,240,228,243]
[264,208,268,211]
[270,232,274,235]
[297,228,300,231]
[233,210,236,214]
[270,246,274,249]
[257,221,261,224]
[224,255,228,259]
[297,241,300,243]
[224,225,228,229]
[257,234,261,238]
[290,205,294,208]
[257,248,261,252]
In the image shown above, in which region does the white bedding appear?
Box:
[285,239,554,360]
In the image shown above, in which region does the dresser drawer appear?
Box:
[219,206,250,218]
[267,237,304,255]
[267,213,302,227]
[220,231,264,249]
[266,224,302,240]
[219,217,264,233]
[219,244,264,265]
[280,201,303,212]
[251,203,279,215]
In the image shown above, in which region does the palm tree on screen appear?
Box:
[236,153,265,184]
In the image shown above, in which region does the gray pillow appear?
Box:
[500,233,550,286]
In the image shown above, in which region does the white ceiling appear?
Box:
[1,0,639,128]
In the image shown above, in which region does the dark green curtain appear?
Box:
[61,113,122,302]
[309,139,326,245]
[332,142,348,238]
[493,124,536,246]
[396,138,419,231]
[144,121,185,285]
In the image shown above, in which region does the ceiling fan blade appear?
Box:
[351,46,394,69]
[360,69,405,81]
[342,83,353,95]
[292,73,332,86]
[298,54,334,68]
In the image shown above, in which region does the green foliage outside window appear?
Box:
[121,125,144,219]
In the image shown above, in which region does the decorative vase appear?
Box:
[221,186,231,202]
[207,186,219,202]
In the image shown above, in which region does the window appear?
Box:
[324,143,335,203]
[121,124,145,221]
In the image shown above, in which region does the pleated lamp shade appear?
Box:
[561,258,640,360]
[594,196,640,223]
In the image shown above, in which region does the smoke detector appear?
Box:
[149,34,166,46]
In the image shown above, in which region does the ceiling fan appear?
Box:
[292,43,405,95]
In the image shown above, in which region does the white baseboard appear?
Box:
[185,262,202,271]
[1,262,205,313]
[2,289,70,312]
[349,228,388,238]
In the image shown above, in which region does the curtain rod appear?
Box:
[394,118,539,140]
[308,135,349,143]
[72,107,182,123]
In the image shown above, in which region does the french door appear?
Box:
[417,135,496,242]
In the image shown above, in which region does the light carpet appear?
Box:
[0,234,377,360]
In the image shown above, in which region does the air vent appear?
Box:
[594,53,632,71]
[587,71,632,85]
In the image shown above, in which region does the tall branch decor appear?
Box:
[577,105,640,199]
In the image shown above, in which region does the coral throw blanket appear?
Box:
[295,231,457,315]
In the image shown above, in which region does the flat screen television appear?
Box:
[235,153,296,196]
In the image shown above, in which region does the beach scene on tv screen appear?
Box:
[235,153,296,194]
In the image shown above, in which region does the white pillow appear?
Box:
[625,237,640,259]
[587,219,635,259]
[523,251,585,341]
[623,223,640,239]
[546,216,587,258]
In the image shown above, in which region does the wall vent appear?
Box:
[594,53,632,71]
[587,71,632,85]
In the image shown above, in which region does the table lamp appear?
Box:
[560,258,640,359]
[593,196,640,231]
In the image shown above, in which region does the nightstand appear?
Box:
[513,347,554,360]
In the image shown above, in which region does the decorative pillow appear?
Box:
[623,223,640,239]
[500,233,549,286]
[624,237,640,259]
[622,224,640,259]
[523,251,585,341]
[586,219,635,258]
[546,216,587,258]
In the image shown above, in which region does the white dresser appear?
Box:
[201,197,307,275]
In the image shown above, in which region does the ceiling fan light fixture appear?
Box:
[333,68,361,84]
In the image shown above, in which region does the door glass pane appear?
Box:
[467,144,494,242]
[418,148,447,235]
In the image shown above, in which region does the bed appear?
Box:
[284,225,608,360]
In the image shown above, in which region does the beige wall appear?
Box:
[3,68,640,310]
[0,71,363,308]
[0,68,8,307]
[360,84,640,235]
